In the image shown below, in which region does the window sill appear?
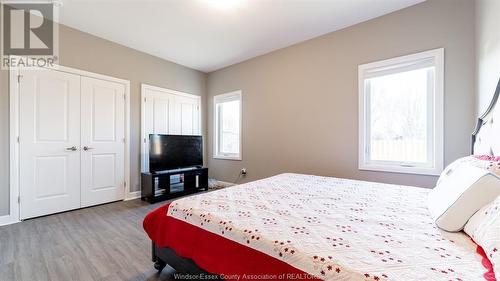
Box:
[359,163,442,176]
[213,155,242,161]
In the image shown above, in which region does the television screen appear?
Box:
[149,134,203,172]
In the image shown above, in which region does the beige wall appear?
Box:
[207,0,475,188]
[475,0,500,114]
[0,24,207,216]
[0,0,480,217]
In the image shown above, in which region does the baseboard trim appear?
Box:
[218,180,235,186]
[0,214,19,227]
[125,191,141,201]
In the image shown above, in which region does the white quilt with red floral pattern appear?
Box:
[167,173,489,280]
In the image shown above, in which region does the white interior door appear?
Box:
[81,77,125,207]
[178,95,201,135]
[141,85,201,172]
[19,68,81,219]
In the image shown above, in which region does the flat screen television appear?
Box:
[149,134,203,173]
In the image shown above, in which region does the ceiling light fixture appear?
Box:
[205,0,243,10]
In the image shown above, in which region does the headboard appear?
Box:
[472,77,500,156]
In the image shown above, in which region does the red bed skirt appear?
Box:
[477,245,496,281]
[143,204,496,281]
[143,204,309,280]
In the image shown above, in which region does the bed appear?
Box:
[143,78,500,280]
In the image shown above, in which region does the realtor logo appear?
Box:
[1,1,59,69]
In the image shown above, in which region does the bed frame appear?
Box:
[471,77,500,155]
[152,242,213,275]
[151,77,500,276]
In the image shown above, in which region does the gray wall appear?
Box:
[0,24,207,216]
[207,0,475,188]
[475,0,500,114]
[0,0,481,216]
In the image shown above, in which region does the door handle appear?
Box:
[83,146,94,151]
[66,146,78,151]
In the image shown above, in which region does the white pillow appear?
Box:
[464,196,500,279]
[428,162,500,232]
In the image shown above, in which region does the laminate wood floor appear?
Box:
[0,199,178,281]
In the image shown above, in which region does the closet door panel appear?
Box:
[181,103,194,135]
[19,68,81,219]
[153,97,169,134]
[143,94,170,172]
[143,97,154,172]
[179,97,200,135]
[168,99,182,135]
[81,77,125,207]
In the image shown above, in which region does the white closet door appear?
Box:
[141,86,201,172]
[168,96,200,135]
[152,96,170,134]
[19,69,81,219]
[80,77,125,207]
[177,95,201,135]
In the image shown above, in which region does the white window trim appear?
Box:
[213,90,242,161]
[358,48,444,176]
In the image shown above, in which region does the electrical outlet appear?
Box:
[240,168,247,176]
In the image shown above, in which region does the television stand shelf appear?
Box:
[141,167,208,203]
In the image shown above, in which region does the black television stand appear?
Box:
[141,167,208,203]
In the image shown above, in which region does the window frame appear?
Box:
[213,90,242,161]
[358,48,444,175]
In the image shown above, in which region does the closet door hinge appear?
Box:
[17,75,23,83]
[18,196,20,204]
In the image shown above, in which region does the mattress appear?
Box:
[144,173,494,280]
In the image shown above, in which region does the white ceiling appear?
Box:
[58,0,425,73]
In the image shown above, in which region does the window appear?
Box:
[214,91,242,160]
[358,49,444,175]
